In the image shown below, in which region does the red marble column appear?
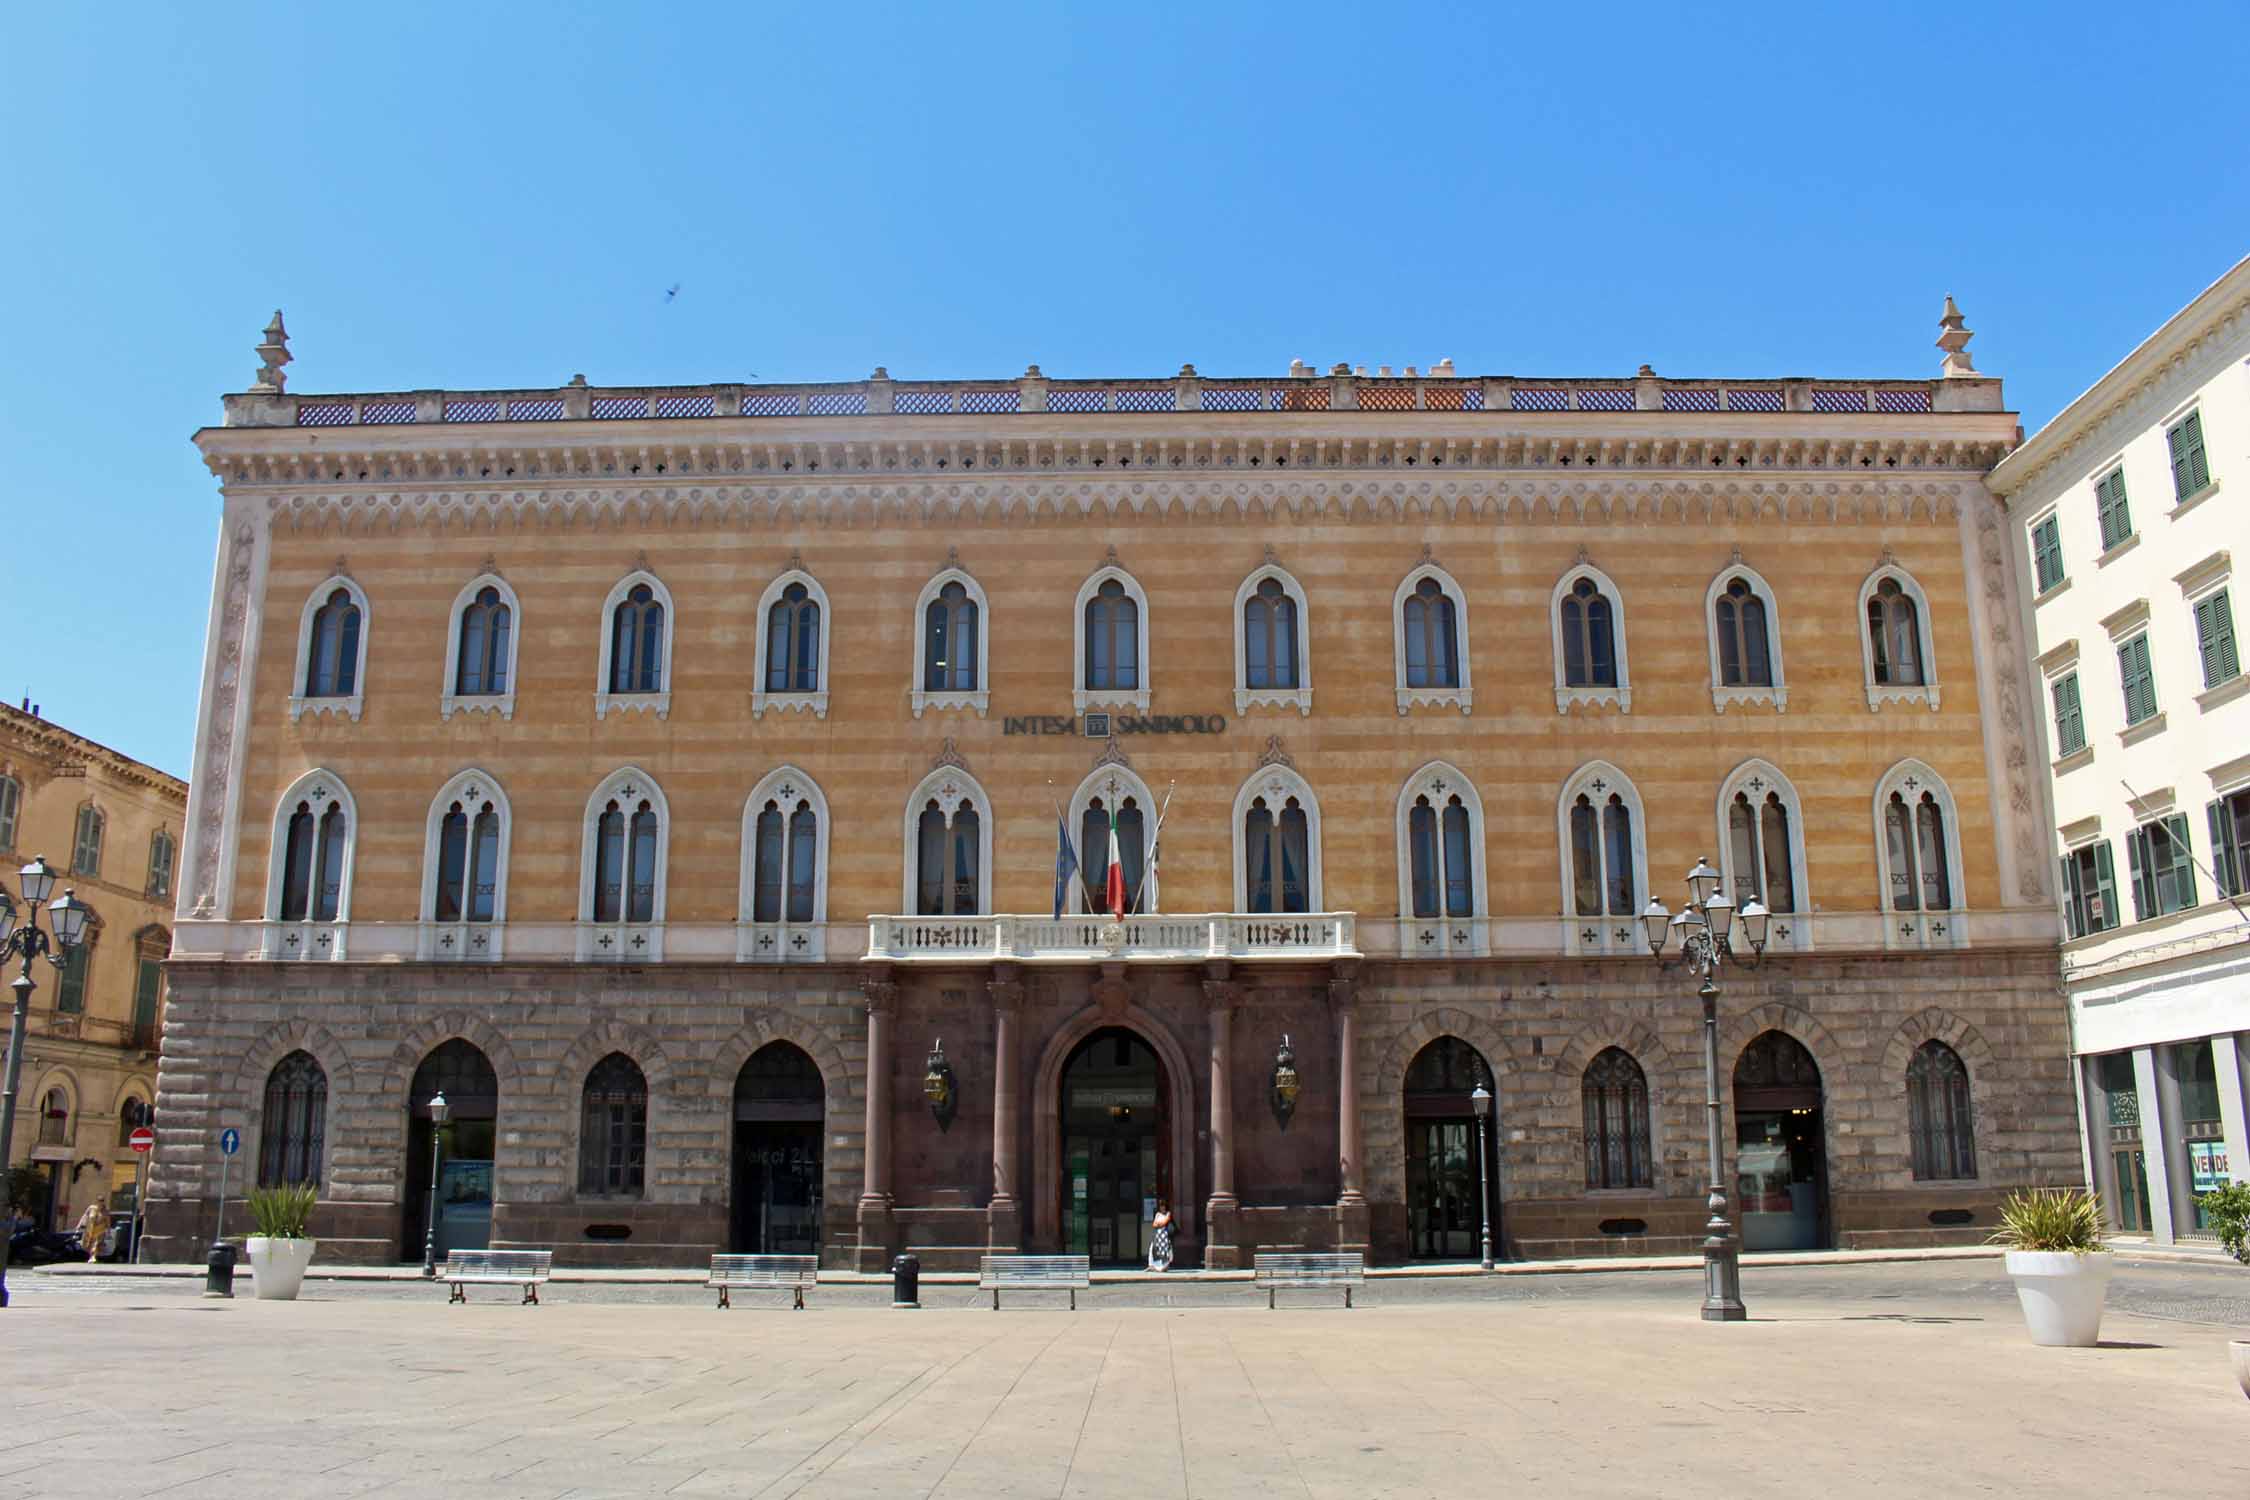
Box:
[856,973,898,1272]
[1204,976,1242,1268]
[987,967,1023,1251]
[1333,964,1370,1256]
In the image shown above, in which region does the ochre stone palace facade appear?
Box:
[147,317,2083,1268]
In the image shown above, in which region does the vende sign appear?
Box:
[128,1126,155,1154]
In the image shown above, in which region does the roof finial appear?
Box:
[251,310,291,393]
[1937,295,1977,377]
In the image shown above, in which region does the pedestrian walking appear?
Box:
[74,1200,109,1264]
[1147,1199,1173,1272]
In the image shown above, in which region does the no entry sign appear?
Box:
[128,1126,155,1154]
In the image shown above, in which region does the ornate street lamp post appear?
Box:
[0,858,92,1309]
[1469,1081,1494,1271]
[419,1090,449,1277]
[1641,855,1768,1323]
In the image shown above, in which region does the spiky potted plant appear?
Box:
[1990,1187,2110,1347]
[244,1183,318,1301]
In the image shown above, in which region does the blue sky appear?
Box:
[5,4,2244,777]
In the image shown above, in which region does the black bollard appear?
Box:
[891,1253,920,1308]
[204,1241,237,1299]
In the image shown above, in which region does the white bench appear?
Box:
[708,1253,820,1309]
[1253,1252,1364,1308]
[978,1254,1091,1309]
[442,1249,554,1305]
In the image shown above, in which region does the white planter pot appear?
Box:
[2003,1249,2112,1347]
[246,1236,317,1301]
[2230,1340,2250,1402]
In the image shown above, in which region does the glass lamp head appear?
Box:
[1738,899,1771,950]
[1470,1082,1492,1119]
[50,888,90,948]
[1702,890,1736,946]
[18,856,56,905]
[1640,898,1672,954]
[428,1089,450,1126]
[1685,856,1722,907]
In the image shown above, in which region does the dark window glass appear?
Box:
[1907,1040,1976,1180]
[258,1050,327,1189]
[766,582,820,693]
[1868,578,1923,686]
[456,586,511,695]
[1583,1047,1651,1189]
[1402,577,1459,689]
[578,1053,647,1197]
[306,588,361,697]
[1561,577,1617,688]
[592,802,624,922]
[281,803,315,921]
[610,584,663,693]
[1244,577,1299,690]
[1085,579,1139,691]
[1715,578,1771,687]
[924,582,978,691]
[435,804,468,922]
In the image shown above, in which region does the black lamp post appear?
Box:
[0,859,90,1310]
[419,1089,449,1277]
[1470,1081,1494,1271]
[1641,855,1769,1322]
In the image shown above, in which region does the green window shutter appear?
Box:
[2118,636,2157,724]
[2051,671,2084,753]
[2166,813,2197,909]
[2196,589,2239,687]
[56,947,87,1013]
[2096,471,2132,551]
[2169,412,2210,499]
[2208,799,2238,899]
[2031,516,2064,592]
[2125,828,2150,922]
[133,958,162,1041]
[2060,854,2083,938]
[2093,841,2118,930]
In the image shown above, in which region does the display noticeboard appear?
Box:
[2188,1139,2229,1195]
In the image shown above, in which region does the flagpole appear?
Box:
[1133,781,1175,915]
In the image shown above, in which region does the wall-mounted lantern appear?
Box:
[1271,1033,1300,1129]
[923,1038,958,1132]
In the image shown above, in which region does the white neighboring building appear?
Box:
[1988,256,2250,1244]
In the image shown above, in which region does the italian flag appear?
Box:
[1103,807,1126,918]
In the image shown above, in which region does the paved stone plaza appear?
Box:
[3,1258,2245,1498]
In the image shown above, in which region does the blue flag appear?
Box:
[1052,811,1079,919]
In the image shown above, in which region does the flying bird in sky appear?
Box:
[664,284,681,302]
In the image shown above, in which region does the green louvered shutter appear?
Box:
[2097,470,2134,551]
[2117,635,2157,724]
[2060,853,2084,937]
[2051,671,2085,753]
[2168,411,2210,500]
[2125,827,2150,922]
[2164,814,2198,911]
[2195,590,2239,688]
[2031,516,2065,592]
[2093,841,2118,930]
[2210,799,2241,899]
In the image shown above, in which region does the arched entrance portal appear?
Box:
[1059,1028,1169,1267]
[732,1042,826,1255]
[402,1039,498,1262]
[1403,1036,1502,1259]
[1733,1030,1829,1250]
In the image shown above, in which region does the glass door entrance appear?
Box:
[1060,1028,1164,1266]
[1407,1119,1481,1259]
[732,1122,822,1254]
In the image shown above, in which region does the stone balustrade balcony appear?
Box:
[865,912,1358,964]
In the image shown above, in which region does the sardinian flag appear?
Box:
[1103,806,1127,919]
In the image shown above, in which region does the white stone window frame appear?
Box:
[900,764,997,915]
[439,573,522,722]
[1392,561,1473,715]
[1232,562,1313,716]
[260,766,357,962]
[751,569,832,721]
[1073,564,1153,714]
[738,764,831,961]
[576,765,670,961]
[287,574,371,723]
[593,569,675,721]
[1856,563,1941,712]
[1703,562,1788,713]
[1872,758,1968,952]
[1550,562,1632,713]
[1713,758,1813,953]
[1554,760,1648,956]
[1065,762,1162,914]
[1394,760,1488,957]
[1231,763,1326,913]
[417,767,513,962]
[910,566,991,720]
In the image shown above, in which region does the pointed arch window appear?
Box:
[753,570,831,719]
[1907,1040,1976,1180]
[579,769,668,958]
[1078,795,1149,914]
[1407,793,1475,919]
[1554,571,1629,711]
[913,568,989,717]
[1397,763,1484,954]
[1583,1048,1651,1190]
[419,772,511,960]
[754,795,820,923]
[1394,565,1472,713]
[37,1086,70,1147]
[578,1053,648,1197]
[904,767,993,917]
[305,588,362,697]
[1876,763,1964,948]
[264,772,355,958]
[595,572,674,719]
[1707,565,1787,710]
[740,769,830,960]
[1559,765,1645,953]
[1725,794,1796,912]
[456,587,512,695]
[435,799,502,924]
[1244,579,1299,689]
[1074,566,1151,711]
[1235,768,1323,915]
[1859,566,1941,710]
[258,1050,327,1189]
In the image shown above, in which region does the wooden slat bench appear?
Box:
[1253,1252,1364,1308]
[442,1249,554,1305]
[978,1254,1091,1310]
[708,1253,820,1309]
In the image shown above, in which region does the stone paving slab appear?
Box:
[1,1263,2244,1498]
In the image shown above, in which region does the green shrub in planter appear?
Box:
[247,1183,317,1239]
[1989,1187,2107,1254]
[2200,1183,2250,1266]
